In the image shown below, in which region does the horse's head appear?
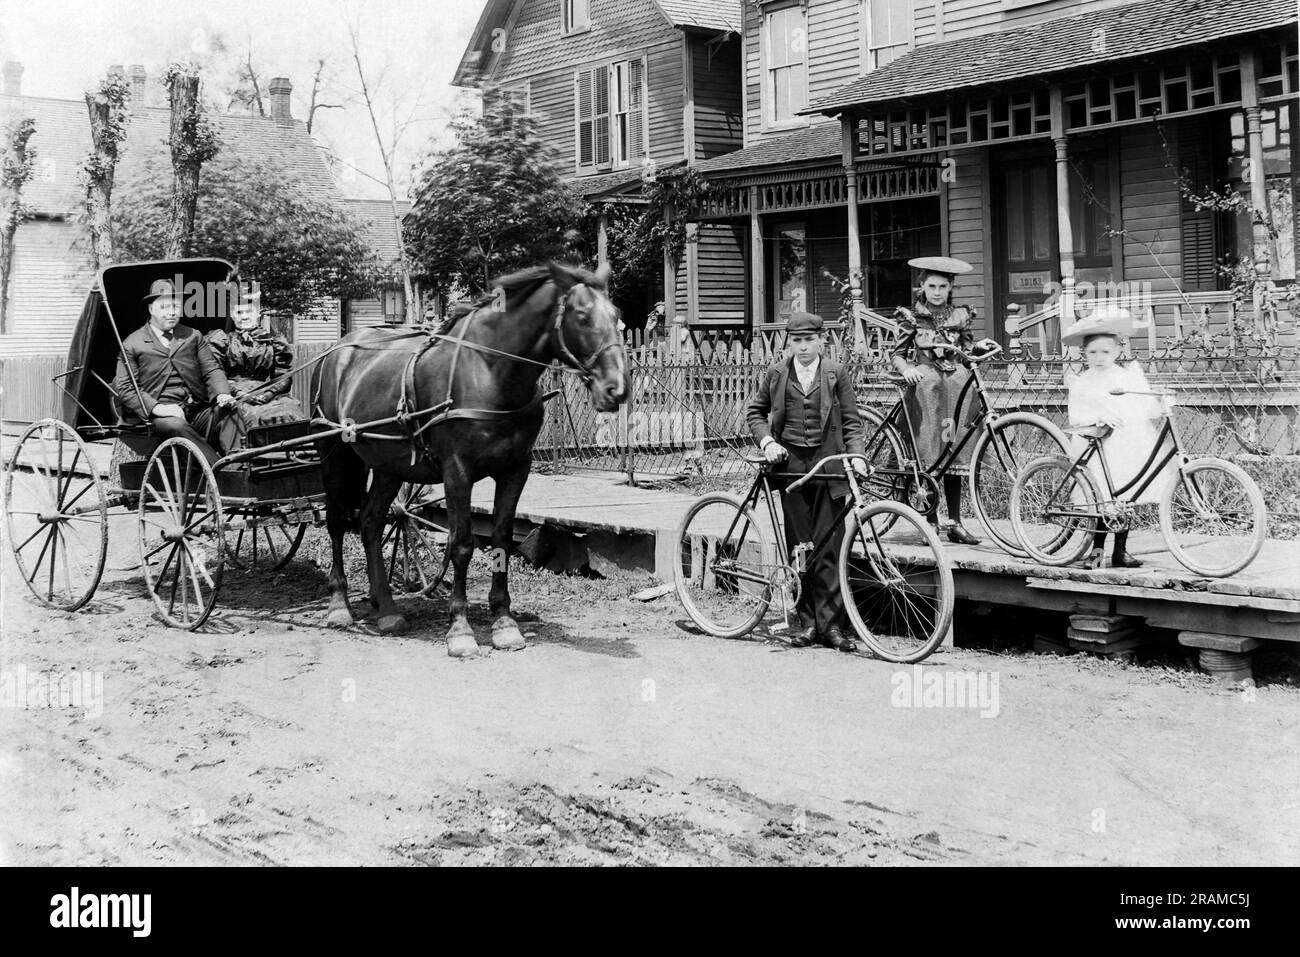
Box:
[547,261,630,412]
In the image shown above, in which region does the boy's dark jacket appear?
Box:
[745,356,865,494]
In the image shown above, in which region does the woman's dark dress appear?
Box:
[205,329,304,449]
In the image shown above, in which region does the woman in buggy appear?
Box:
[205,286,304,451]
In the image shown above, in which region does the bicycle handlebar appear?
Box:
[886,342,1003,383]
[785,453,869,492]
[1108,387,1175,397]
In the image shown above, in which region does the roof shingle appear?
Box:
[652,0,741,32]
[808,0,1297,114]
[0,94,340,218]
[694,122,841,175]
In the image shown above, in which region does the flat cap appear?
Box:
[786,312,824,334]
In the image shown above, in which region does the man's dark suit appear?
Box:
[745,356,865,635]
[113,323,231,466]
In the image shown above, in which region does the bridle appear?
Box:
[547,284,625,385]
[430,280,624,387]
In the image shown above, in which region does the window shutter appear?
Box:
[594,66,611,167]
[627,58,645,159]
[577,69,594,169]
[1179,120,1220,291]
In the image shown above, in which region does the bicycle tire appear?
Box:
[673,492,774,638]
[1009,454,1100,567]
[839,500,955,663]
[1159,458,1267,577]
[969,412,1071,557]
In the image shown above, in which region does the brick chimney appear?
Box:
[129,64,146,109]
[269,77,293,125]
[3,61,21,96]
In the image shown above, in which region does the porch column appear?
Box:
[1049,86,1076,340]
[664,201,680,357]
[749,185,764,327]
[841,115,865,321]
[596,206,609,269]
[1240,50,1272,329]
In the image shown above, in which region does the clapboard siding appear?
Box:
[946,148,990,333]
[695,223,747,323]
[939,0,1135,42]
[807,0,864,100]
[691,33,744,160]
[914,0,939,44]
[345,298,391,332]
[528,69,578,169]
[940,0,1003,40]
[646,42,687,166]
[293,297,344,343]
[0,220,95,358]
[1119,124,1182,296]
[494,0,682,81]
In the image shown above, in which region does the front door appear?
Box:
[994,153,1060,351]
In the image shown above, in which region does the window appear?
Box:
[383,287,405,324]
[774,224,807,319]
[576,58,647,173]
[563,0,590,35]
[764,4,807,128]
[867,0,911,70]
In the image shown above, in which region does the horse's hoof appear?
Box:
[377,613,408,634]
[447,629,479,658]
[491,618,527,651]
[325,608,354,629]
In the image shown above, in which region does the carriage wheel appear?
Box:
[137,438,224,629]
[224,514,307,572]
[3,419,108,611]
[383,483,446,593]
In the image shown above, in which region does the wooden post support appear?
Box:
[841,115,865,352]
[664,201,680,358]
[1050,86,1076,346]
[749,185,765,328]
[1239,49,1272,332]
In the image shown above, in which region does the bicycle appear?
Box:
[673,453,955,663]
[1008,385,1267,577]
[859,342,1071,557]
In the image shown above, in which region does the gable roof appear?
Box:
[346,198,412,264]
[808,0,1298,114]
[0,93,340,218]
[453,0,740,87]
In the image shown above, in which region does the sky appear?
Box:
[0,0,486,199]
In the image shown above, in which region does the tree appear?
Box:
[306,58,346,135]
[163,63,220,258]
[113,149,379,317]
[346,21,419,320]
[407,98,587,299]
[0,116,37,334]
[82,71,131,270]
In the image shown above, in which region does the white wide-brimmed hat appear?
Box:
[1061,305,1134,344]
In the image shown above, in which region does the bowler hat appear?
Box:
[142,278,180,305]
[786,312,824,334]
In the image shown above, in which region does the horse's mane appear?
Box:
[471,261,603,312]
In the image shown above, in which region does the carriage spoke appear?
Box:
[58,446,83,505]
[15,523,47,553]
[27,527,56,584]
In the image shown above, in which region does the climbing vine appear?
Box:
[1,116,37,333]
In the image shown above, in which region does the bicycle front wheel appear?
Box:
[1160,458,1266,577]
[969,412,1071,557]
[840,501,954,663]
[859,411,910,535]
[673,493,775,638]
[1009,454,1100,567]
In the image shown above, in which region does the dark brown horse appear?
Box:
[311,261,628,656]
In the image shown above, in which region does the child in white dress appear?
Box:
[1065,318,1172,569]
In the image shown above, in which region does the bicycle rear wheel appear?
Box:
[673,493,775,638]
[1160,458,1266,577]
[969,412,1070,557]
[859,411,910,534]
[839,501,954,663]
[1009,454,1099,567]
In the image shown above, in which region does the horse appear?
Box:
[310,261,629,657]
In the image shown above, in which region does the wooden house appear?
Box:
[683,0,1298,353]
[453,0,745,321]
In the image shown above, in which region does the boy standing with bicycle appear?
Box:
[745,312,867,652]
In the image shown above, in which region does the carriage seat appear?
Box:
[244,419,314,449]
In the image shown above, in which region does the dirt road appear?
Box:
[2,500,1298,866]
